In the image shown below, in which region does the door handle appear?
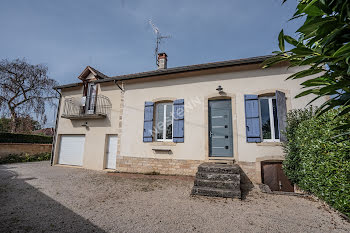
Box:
[279,180,282,190]
[209,131,213,137]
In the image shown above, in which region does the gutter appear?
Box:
[51,88,62,166]
[54,82,81,90]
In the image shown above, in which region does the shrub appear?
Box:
[0,152,51,164]
[282,106,315,184]
[0,133,52,144]
[283,108,350,217]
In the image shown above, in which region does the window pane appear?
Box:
[155,103,164,140]
[165,104,173,139]
[272,99,279,139]
[260,99,271,139]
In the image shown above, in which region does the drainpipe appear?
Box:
[51,88,62,166]
[114,80,125,92]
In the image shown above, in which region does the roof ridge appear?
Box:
[109,55,273,79]
[55,54,278,89]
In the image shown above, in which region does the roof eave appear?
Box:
[53,82,82,90]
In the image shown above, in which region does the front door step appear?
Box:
[191,163,241,198]
[196,172,239,181]
[192,186,241,198]
[194,179,239,189]
[198,163,239,174]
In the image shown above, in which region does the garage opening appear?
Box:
[261,161,294,192]
[58,135,85,166]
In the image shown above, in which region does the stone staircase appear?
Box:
[191,162,241,198]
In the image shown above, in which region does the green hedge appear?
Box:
[283,108,350,217]
[0,133,53,144]
[0,152,51,164]
[282,106,315,184]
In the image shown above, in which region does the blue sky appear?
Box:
[0,0,302,127]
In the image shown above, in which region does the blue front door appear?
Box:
[209,99,233,157]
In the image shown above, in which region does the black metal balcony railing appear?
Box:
[61,95,112,119]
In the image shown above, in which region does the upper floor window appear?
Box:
[259,96,280,142]
[85,83,97,114]
[155,102,173,141]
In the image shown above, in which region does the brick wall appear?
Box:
[116,156,203,176]
[0,143,52,158]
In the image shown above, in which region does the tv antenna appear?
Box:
[149,19,171,66]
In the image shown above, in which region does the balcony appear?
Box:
[61,95,112,119]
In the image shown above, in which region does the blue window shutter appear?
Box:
[276,90,287,142]
[143,101,154,142]
[244,95,261,143]
[173,99,184,143]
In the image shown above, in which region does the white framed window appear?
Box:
[259,96,280,142]
[155,102,173,141]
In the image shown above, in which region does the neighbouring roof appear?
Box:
[54,55,274,89]
[33,128,54,137]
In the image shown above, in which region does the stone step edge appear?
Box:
[195,172,240,176]
[198,166,240,172]
[194,179,239,184]
[191,185,239,193]
[193,179,240,189]
[191,186,241,198]
[197,171,240,175]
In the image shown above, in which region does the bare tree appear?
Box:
[0,58,58,133]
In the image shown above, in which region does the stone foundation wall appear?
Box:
[115,156,263,182]
[237,161,259,184]
[0,143,52,158]
[116,156,203,176]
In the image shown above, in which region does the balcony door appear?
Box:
[85,83,97,114]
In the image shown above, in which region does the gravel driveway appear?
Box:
[0,161,348,233]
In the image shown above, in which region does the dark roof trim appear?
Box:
[94,55,273,84]
[78,66,108,80]
[88,66,109,79]
[54,82,82,90]
[54,55,275,89]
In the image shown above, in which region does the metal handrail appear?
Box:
[62,95,112,118]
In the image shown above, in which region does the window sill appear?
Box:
[152,148,172,153]
[256,142,282,147]
[149,141,176,146]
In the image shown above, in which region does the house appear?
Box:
[33,128,54,137]
[52,54,324,188]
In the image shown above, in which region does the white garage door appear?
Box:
[106,135,118,169]
[58,135,85,166]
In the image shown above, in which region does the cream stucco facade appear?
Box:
[53,83,123,170]
[52,60,324,183]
